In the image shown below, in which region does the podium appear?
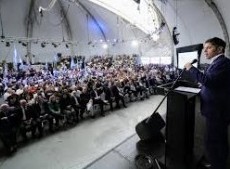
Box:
[166,88,199,169]
[135,80,202,169]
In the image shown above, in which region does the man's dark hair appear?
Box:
[205,37,226,53]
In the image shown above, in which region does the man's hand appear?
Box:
[184,63,193,71]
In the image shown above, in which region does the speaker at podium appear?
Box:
[135,80,201,169]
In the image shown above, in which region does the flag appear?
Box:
[4,63,8,77]
[70,57,75,69]
[13,44,17,70]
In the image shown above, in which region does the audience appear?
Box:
[0,54,178,155]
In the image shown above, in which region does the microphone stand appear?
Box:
[147,68,185,121]
[147,68,186,169]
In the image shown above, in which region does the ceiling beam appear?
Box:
[25,0,37,63]
[77,0,106,41]
[205,0,230,56]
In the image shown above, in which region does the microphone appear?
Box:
[182,59,198,72]
[183,59,198,70]
[191,59,198,64]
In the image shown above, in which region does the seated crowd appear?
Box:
[0,54,177,155]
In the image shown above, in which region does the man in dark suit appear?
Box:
[19,100,39,140]
[0,104,19,154]
[184,37,230,169]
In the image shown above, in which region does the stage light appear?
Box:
[151,34,159,41]
[131,40,138,47]
[6,42,10,47]
[39,8,43,17]
[22,42,27,47]
[41,42,46,48]
[52,42,57,48]
[172,27,180,45]
[102,43,108,49]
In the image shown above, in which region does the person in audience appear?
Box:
[111,81,127,109]
[103,82,114,111]
[184,37,230,169]
[71,90,81,122]
[0,79,5,96]
[60,89,77,124]
[48,93,62,129]
[34,93,54,134]
[148,74,157,94]
[19,99,39,141]
[79,87,91,119]
[6,92,20,108]
[90,82,108,117]
[0,104,18,154]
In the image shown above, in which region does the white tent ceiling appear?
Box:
[0,0,229,64]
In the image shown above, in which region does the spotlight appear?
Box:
[172,27,180,45]
[160,22,166,28]
[39,7,43,17]
[22,42,27,47]
[57,53,62,58]
[52,42,57,48]
[41,42,46,48]
[102,43,108,49]
[131,40,138,47]
[152,34,159,41]
[6,42,10,47]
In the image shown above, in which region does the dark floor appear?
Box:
[84,134,141,169]
[84,132,230,169]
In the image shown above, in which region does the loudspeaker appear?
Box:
[136,112,165,141]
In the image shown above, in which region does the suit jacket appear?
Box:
[0,110,16,132]
[111,85,120,97]
[189,55,230,122]
[19,105,37,121]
